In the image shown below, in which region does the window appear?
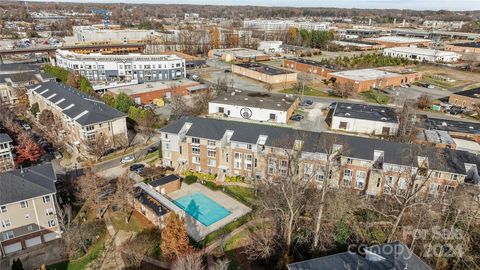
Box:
[218,107,224,113]
[234,161,242,169]
[346,158,353,165]
[376,177,381,188]
[45,208,54,216]
[269,113,276,120]
[384,176,393,194]
[192,146,200,155]
[207,150,216,158]
[433,171,441,178]
[280,168,287,176]
[43,195,51,203]
[85,125,94,131]
[0,205,6,213]
[207,140,216,146]
[451,174,458,181]
[192,156,200,164]
[1,219,11,228]
[48,220,56,228]
[444,185,455,193]
[247,144,252,150]
[316,171,324,182]
[192,137,200,144]
[234,153,242,160]
[355,171,366,189]
[429,183,440,195]
[20,201,28,208]
[2,231,14,240]
[208,159,216,167]
[339,122,347,129]
[280,160,288,168]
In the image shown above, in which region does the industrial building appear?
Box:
[257,41,283,54]
[448,88,480,109]
[383,47,461,63]
[420,117,480,143]
[243,20,329,31]
[364,36,433,48]
[232,62,297,84]
[55,49,186,83]
[327,68,422,92]
[283,58,336,77]
[208,90,298,124]
[331,40,385,51]
[64,25,160,45]
[208,48,271,62]
[327,102,399,136]
[445,42,480,54]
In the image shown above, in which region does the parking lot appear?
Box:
[289,101,330,132]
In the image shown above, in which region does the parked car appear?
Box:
[224,69,231,73]
[328,102,337,110]
[147,145,159,153]
[121,156,135,164]
[446,106,464,115]
[426,84,435,89]
[290,114,304,121]
[21,123,31,130]
[300,99,313,106]
[129,163,145,171]
[134,167,145,175]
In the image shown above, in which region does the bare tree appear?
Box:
[75,167,110,218]
[395,101,417,143]
[85,134,108,160]
[210,258,230,270]
[332,82,356,98]
[113,173,134,217]
[121,232,154,268]
[170,94,190,120]
[416,94,432,110]
[171,252,205,270]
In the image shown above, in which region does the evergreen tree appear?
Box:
[11,258,24,270]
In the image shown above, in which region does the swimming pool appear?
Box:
[173,192,231,226]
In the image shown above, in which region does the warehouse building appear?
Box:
[331,40,385,51]
[232,62,297,84]
[446,42,480,54]
[364,36,433,48]
[383,47,461,63]
[208,48,271,62]
[448,88,480,109]
[208,90,297,124]
[327,68,422,92]
[283,58,336,77]
[327,102,399,135]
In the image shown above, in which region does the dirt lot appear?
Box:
[413,64,480,90]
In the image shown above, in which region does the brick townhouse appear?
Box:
[160,117,480,197]
[0,163,61,256]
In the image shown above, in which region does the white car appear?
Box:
[22,123,31,130]
[120,156,135,164]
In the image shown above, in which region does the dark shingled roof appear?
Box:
[288,242,431,270]
[0,163,57,205]
[27,81,126,126]
[422,117,480,135]
[0,133,12,143]
[333,102,398,123]
[451,42,480,48]
[150,174,180,188]
[0,63,38,73]
[161,117,480,175]
[451,88,480,99]
[287,57,336,69]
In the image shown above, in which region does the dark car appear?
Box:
[129,163,145,172]
[224,69,231,73]
[300,99,313,106]
[447,106,464,115]
[290,114,304,121]
[147,146,159,153]
[134,167,145,175]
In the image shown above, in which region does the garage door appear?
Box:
[4,242,22,254]
[43,232,58,242]
[25,236,42,248]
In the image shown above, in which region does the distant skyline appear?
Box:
[24,0,480,11]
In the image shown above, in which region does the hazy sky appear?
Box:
[26,0,480,11]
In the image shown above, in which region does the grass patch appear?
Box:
[110,211,145,233]
[47,232,108,270]
[200,214,251,247]
[421,76,461,89]
[224,186,256,207]
[360,90,390,104]
[99,148,135,162]
[144,149,159,160]
[281,86,330,97]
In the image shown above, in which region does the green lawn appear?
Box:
[47,233,108,270]
[110,211,145,233]
[421,76,462,89]
[201,214,250,246]
[281,86,330,97]
[224,186,256,207]
[360,91,391,104]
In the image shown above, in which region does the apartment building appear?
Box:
[55,49,186,83]
[27,81,128,153]
[0,134,14,173]
[0,163,60,256]
[243,20,330,31]
[160,117,479,197]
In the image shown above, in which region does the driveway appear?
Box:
[289,102,329,132]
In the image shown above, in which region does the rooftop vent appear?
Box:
[345,113,351,116]
[381,117,387,121]
[469,126,474,129]
[231,92,236,96]
[259,99,263,102]
[277,104,281,107]
[381,110,385,113]
[347,106,351,109]
[223,98,228,101]
[244,98,248,100]
[442,122,447,126]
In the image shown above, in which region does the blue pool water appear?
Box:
[173,192,231,226]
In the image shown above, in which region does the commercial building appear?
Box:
[446,42,480,54]
[208,48,271,62]
[64,25,160,45]
[0,134,14,173]
[281,44,321,57]
[257,41,283,54]
[364,36,433,48]
[208,90,298,124]
[448,88,480,109]
[422,20,464,30]
[232,62,297,84]
[288,242,431,270]
[0,163,61,256]
[160,117,480,197]
[328,102,399,136]
[283,58,336,77]
[343,29,382,38]
[420,117,480,143]
[384,47,461,63]
[243,20,330,31]
[331,40,385,51]
[327,68,422,92]
[55,49,186,84]
[391,28,480,41]
[27,81,128,153]
[107,79,206,105]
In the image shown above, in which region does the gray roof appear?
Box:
[0,63,38,74]
[161,117,480,175]
[150,174,180,188]
[422,117,480,135]
[210,90,297,111]
[0,72,54,84]
[288,242,431,270]
[27,81,126,126]
[0,163,57,205]
[235,62,294,75]
[0,133,12,143]
[451,88,480,99]
[333,102,398,123]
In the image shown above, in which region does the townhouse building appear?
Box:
[55,49,186,84]
[0,163,61,256]
[27,81,128,154]
[0,134,15,173]
[160,117,480,197]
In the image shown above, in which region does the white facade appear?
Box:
[209,102,290,124]
[55,49,185,83]
[383,47,461,63]
[243,20,329,31]
[257,41,283,54]
[331,116,399,136]
[65,26,159,44]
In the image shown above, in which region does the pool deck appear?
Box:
[167,183,252,242]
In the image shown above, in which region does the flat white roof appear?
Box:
[452,138,480,154]
[108,78,197,95]
[330,68,400,81]
[385,47,460,57]
[332,40,372,47]
[369,36,433,43]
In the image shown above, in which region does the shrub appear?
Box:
[184,170,217,181]
[225,175,245,182]
[204,181,221,191]
[184,175,197,185]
